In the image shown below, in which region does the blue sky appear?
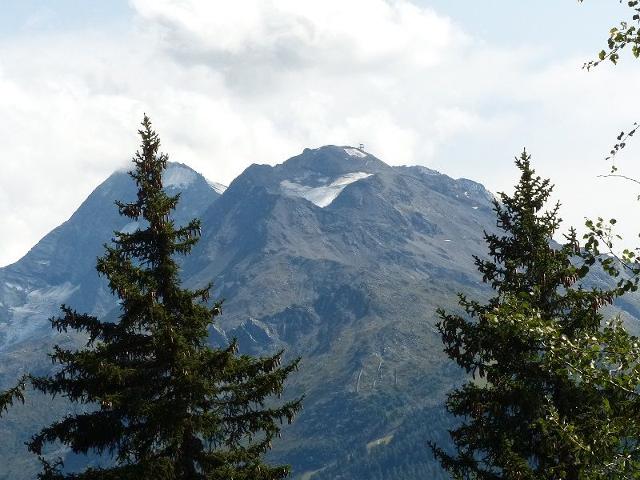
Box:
[1,0,639,266]
[0,0,131,37]
[425,1,627,51]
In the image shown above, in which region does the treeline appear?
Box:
[313,404,454,480]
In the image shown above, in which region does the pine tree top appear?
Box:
[432,150,636,479]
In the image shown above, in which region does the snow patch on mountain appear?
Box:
[2,282,79,347]
[280,172,373,208]
[25,283,78,305]
[207,180,227,195]
[164,164,197,188]
[344,148,367,158]
[4,282,24,292]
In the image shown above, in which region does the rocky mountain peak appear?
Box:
[279,145,390,178]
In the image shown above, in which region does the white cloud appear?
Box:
[132,0,460,70]
[1,1,640,266]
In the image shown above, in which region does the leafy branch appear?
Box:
[580,0,640,161]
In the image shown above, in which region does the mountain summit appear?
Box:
[276,146,388,208]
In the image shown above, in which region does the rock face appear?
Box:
[0,146,633,479]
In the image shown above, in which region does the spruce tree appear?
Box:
[10,115,301,479]
[431,151,640,479]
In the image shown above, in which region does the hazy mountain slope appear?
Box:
[0,163,220,350]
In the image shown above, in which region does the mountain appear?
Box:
[0,146,635,479]
[0,162,221,349]
[182,146,498,478]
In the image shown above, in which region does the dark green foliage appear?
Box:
[13,116,302,479]
[311,404,454,480]
[432,151,640,479]
[0,374,27,416]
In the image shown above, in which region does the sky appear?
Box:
[1,0,640,267]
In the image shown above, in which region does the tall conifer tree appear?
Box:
[431,151,640,479]
[10,116,301,479]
